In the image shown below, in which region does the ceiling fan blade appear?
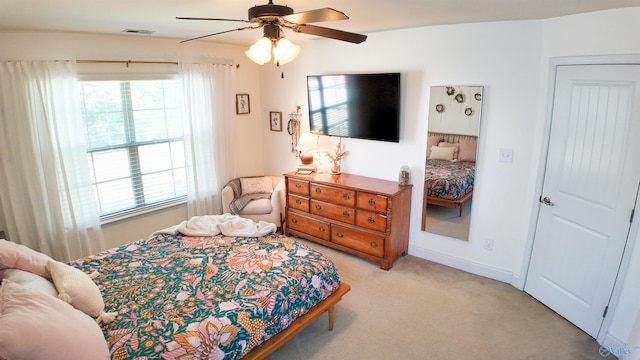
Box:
[283,8,348,24]
[176,17,251,23]
[293,24,367,44]
[180,26,258,43]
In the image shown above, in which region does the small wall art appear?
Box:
[270,111,283,131]
[236,94,250,114]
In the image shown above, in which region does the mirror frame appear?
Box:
[421,85,483,240]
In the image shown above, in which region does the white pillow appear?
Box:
[46,260,116,323]
[438,142,460,159]
[0,269,58,297]
[428,146,455,160]
[240,177,273,194]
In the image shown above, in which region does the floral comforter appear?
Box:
[424,159,475,201]
[70,233,341,360]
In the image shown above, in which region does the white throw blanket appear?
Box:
[153,214,277,237]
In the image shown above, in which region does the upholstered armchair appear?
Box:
[221,176,286,231]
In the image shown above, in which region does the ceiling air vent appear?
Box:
[122,29,155,35]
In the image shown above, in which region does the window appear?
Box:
[79,80,186,218]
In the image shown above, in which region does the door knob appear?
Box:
[540,196,555,206]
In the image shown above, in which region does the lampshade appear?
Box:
[245,37,272,65]
[246,35,300,66]
[296,133,317,152]
[296,132,317,165]
[273,38,301,66]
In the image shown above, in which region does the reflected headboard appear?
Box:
[428,131,477,143]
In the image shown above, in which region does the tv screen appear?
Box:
[307,72,401,143]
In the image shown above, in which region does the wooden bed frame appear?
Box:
[245,282,351,359]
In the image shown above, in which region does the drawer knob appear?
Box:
[315,204,322,210]
[342,211,350,217]
[367,217,375,223]
[295,199,301,205]
[343,193,350,200]
[295,183,301,188]
[336,232,344,238]
[368,198,376,205]
[315,188,322,193]
[292,218,298,224]
[319,226,326,232]
[370,241,378,248]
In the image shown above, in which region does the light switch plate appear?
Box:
[499,148,514,163]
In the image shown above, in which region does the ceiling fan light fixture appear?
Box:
[273,38,301,66]
[246,37,272,65]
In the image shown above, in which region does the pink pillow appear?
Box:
[0,279,110,360]
[0,239,52,278]
[426,136,442,158]
[458,139,478,162]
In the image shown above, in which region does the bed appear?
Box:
[0,215,350,360]
[422,132,477,224]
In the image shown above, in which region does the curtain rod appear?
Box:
[76,59,240,68]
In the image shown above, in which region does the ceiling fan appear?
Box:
[177,0,367,65]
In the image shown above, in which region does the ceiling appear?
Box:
[3,0,639,46]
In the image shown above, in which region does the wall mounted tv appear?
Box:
[306,72,401,143]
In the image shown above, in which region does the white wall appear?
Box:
[258,7,640,350]
[261,19,543,282]
[0,32,267,248]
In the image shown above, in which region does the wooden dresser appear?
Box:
[284,171,412,270]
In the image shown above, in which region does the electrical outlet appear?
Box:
[499,148,514,163]
[484,239,494,251]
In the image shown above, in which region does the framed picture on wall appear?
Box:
[236,94,250,114]
[270,111,283,131]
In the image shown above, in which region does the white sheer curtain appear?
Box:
[0,61,104,262]
[179,63,236,217]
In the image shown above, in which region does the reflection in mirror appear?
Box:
[421,85,483,241]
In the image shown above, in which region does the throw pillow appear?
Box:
[428,146,455,161]
[438,142,460,159]
[46,260,116,323]
[0,279,110,360]
[0,268,58,297]
[0,239,52,278]
[458,139,478,162]
[240,177,273,195]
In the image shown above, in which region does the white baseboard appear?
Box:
[408,244,516,285]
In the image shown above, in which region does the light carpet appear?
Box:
[267,238,605,360]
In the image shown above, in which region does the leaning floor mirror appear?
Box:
[421,85,483,241]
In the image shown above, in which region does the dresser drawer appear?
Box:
[288,178,309,196]
[310,183,355,207]
[287,212,331,241]
[310,199,355,225]
[288,194,309,212]
[356,192,388,214]
[331,224,385,257]
[356,210,387,232]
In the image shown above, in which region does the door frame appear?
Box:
[521,54,640,344]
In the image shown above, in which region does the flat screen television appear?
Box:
[306,72,401,143]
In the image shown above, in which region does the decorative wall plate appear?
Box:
[436,104,445,112]
[474,93,482,101]
[464,107,474,116]
[454,93,465,103]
